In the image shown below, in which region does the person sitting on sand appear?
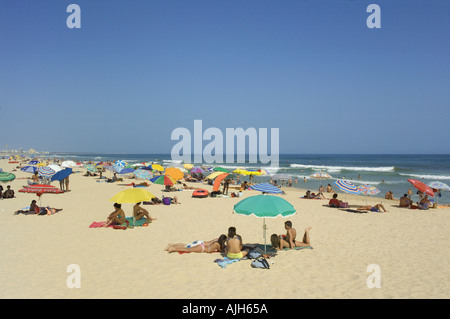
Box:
[104,203,127,227]
[418,195,431,210]
[2,185,14,199]
[271,226,312,250]
[399,194,413,208]
[226,227,248,259]
[303,190,325,199]
[133,202,156,223]
[357,203,388,213]
[30,172,39,184]
[329,193,344,207]
[284,221,311,249]
[385,191,396,200]
[326,184,335,193]
[165,235,227,254]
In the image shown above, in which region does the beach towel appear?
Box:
[339,208,369,214]
[214,257,241,268]
[89,217,149,229]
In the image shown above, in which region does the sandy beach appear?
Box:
[1,158,449,299]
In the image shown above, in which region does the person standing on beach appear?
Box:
[64,176,70,192]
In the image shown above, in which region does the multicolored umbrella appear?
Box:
[334,180,359,194]
[133,169,152,180]
[427,181,450,190]
[357,184,380,195]
[310,171,332,179]
[249,183,283,194]
[191,166,204,174]
[233,194,296,253]
[149,174,176,186]
[357,184,380,204]
[408,179,434,197]
[37,166,56,178]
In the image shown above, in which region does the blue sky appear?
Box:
[1,0,449,154]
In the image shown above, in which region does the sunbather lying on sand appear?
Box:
[357,203,388,213]
[165,235,227,253]
[270,227,312,250]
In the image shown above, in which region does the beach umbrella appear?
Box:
[0,172,15,183]
[28,160,40,165]
[334,180,359,195]
[271,174,291,180]
[61,160,77,168]
[357,184,380,204]
[213,173,236,192]
[213,167,230,173]
[133,169,152,180]
[151,164,164,172]
[47,164,63,173]
[21,166,38,173]
[114,160,127,168]
[408,179,434,197]
[84,164,97,173]
[233,194,296,253]
[117,167,135,175]
[427,181,450,206]
[109,188,156,228]
[427,181,450,190]
[183,164,194,170]
[205,171,227,180]
[165,167,184,180]
[19,184,64,206]
[249,183,283,194]
[310,171,332,179]
[51,168,73,182]
[191,166,204,174]
[36,163,46,167]
[37,166,56,179]
[149,174,176,186]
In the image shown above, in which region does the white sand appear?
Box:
[1,159,449,299]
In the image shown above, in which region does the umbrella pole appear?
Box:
[263,218,267,254]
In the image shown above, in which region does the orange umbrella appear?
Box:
[165,167,184,180]
[213,173,236,192]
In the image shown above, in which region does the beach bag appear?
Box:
[163,197,171,205]
[248,251,262,259]
[251,257,270,269]
[339,202,348,208]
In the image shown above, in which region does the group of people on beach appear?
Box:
[165,222,312,258]
[0,185,15,199]
[104,202,157,227]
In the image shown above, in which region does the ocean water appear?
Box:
[41,153,450,204]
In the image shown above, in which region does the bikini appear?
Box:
[227,236,243,259]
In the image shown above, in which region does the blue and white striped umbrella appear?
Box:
[334,180,359,194]
[114,160,127,169]
[37,166,56,178]
[249,183,283,194]
[427,181,450,190]
[28,160,40,165]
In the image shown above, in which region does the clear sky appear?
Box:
[1,0,449,154]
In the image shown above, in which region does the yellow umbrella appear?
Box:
[205,171,227,180]
[36,163,46,167]
[110,188,155,228]
[165,167,184,180]
[110,188,155,204]
[183,163,194,170]
[151,164,164,172]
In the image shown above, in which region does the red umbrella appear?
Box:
[407,179,435,197]
[19,184,64,194]
[19,184,64,206]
